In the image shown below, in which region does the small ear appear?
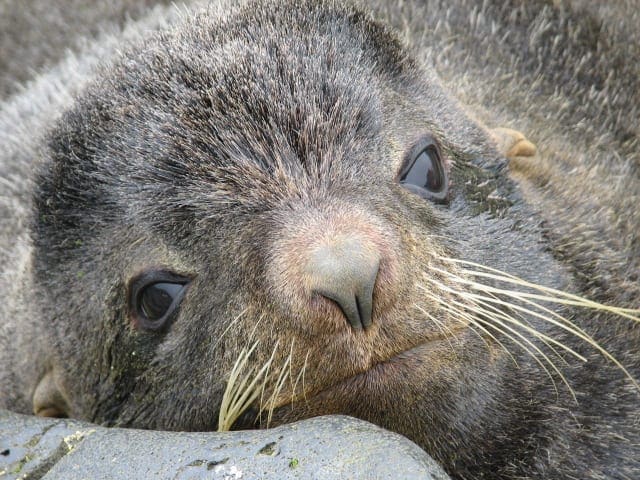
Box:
[489,127,537,159]
[33,370,70,418]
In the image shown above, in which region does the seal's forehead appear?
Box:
[109,0,411,163]
[176,0,413,81]
[87,2,420,195]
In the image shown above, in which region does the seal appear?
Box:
[1,1,638,478]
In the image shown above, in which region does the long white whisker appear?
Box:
[437,293,576,398]
[218,340,258,431]
[471,315,566,399]
[468,291,638,388]
[212,307,248,351]
[420,288,519,367]
[423,276,587,362]
[467,294,585,363]
[414,304,459,356]
[427,257,640,390]
[437,257,640,319]
[230,341,278,425]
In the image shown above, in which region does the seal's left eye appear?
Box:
[129,272,190,331]
[399,140,448,203]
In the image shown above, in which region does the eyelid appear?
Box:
[401,135,446,169]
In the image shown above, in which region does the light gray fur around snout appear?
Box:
[0,411,450,479]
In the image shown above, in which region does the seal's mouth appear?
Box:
[278,332,463,410]
[223,319,474,432]
[318,337,454,395]
[229,341,435,429]
[229,334,467,431]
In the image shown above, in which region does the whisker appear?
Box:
[264,342,294,427]
[246,313,267,344]
[422,282,568,396]
[437,257,640,320]
[419,287,519,367]
[423,276,587,362]
[472,315,566,399]
[448,278,637,388]
[414,304,459,356]
[228,341,276,427]
[427,257,640,390]
[460,299,577,398]
[257,342,277,427]
[301,350,311,404]
[218,339,279,432]
[284,349,308,415]
[465,293,586,362]
[425,281,562,394]
[212,307,248,351]
[440,294,572,398]
[218,339,258,431]
[435,270,597,341]
[467,293,573,367]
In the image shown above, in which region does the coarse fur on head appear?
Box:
[0,1,639,479]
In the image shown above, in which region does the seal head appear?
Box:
[4,1,638,478]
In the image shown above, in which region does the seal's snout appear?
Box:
[268,205,399,334]
[307,237,381,330]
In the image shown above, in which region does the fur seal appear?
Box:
[1,0,639,478]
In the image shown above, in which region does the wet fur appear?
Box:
[1,1,639,479]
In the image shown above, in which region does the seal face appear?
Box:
[1,1,639,479]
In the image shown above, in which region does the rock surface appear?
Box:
[0,410,450,479]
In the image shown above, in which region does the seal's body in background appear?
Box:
[0,1,638,479]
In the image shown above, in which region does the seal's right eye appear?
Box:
[129,272,190,331]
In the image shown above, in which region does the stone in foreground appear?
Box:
[0,410,450,479]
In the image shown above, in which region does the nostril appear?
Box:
[315,288,361,329]
[356,261,379,329]
[307,237,381,330]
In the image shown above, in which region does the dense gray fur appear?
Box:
[0,1,639,479]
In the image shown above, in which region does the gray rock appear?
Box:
[0,410,450,479]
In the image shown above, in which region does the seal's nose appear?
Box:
[307,236,380,330]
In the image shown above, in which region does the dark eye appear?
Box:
[129,272,190,331]
[399,139,448,203]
